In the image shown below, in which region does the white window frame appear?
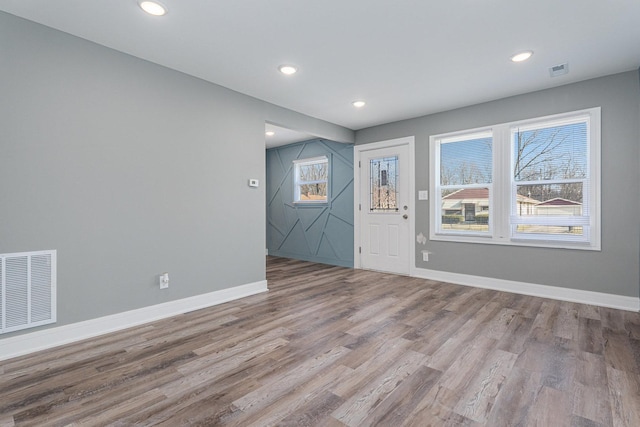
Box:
[432,130,494,239]
[429,107,601,250]
[293,156,329,204]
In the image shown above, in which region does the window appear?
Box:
[438,131,492,234]
[293,156,328,203]
[370,156,399,211]
[430,108,600,250]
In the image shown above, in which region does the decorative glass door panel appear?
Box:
[370,156,399,212]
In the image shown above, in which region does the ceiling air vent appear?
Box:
[549,63,569,77]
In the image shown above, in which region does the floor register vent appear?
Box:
[1,250,56,334]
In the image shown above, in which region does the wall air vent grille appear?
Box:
[1,250,56,334]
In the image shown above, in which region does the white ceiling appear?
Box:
[2,0,640,132]
[265,123,316,149]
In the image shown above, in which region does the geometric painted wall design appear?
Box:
[266,139,354,267]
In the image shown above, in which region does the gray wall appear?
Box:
[267,139,354,267]
[0,12,351,339]
[356,71,640,298]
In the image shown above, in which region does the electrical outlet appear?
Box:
[159,272,169,289]
[422,251,431,262]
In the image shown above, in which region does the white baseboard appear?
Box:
[0,280,268,362]
[412,267,639,312]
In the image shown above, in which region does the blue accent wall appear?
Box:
[267,139,354,267]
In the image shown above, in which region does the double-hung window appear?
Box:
[430,107,600,250]
[437,131,493,235]
[293,156,329,203]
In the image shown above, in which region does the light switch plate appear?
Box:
[418,190,428,200]
[249,179,259,187]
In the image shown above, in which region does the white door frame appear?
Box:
[354,136,416,274]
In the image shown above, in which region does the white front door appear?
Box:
[358,142,411,275]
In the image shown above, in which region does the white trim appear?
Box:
[292,156,328,165]
[354,137,415,273]
[0,280,268,361]
[412,267,639,312]
[354,136,414,152]
[354,146,360,267]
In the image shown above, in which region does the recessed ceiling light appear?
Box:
[510,51,533,62]
[278,65,298,75]
[265,131,275,136]
[139,1,167,16]
[352,100,366,108]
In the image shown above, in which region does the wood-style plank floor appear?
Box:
[1,256,639,426]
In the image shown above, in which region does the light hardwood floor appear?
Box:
[1,256,639,426]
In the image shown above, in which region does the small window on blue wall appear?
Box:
[293,156,329,203]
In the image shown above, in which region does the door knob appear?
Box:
[403,214,408,219]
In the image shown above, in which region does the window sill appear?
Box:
[293,201,329,207]
[430,233,600,251]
